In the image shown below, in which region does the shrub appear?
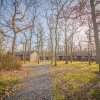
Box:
[0,54,22,70]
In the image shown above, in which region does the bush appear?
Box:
[0,54,22,70]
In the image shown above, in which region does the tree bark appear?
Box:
[65,18,68,64]
[12,33,16,56]
[90,0,100,72]
[54,17,58,66]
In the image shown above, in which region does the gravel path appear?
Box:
[5,64,53,100]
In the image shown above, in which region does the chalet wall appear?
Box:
[30,52,38,62]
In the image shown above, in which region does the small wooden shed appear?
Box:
[15,51,38,62]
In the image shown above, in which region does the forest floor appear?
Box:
[0,64,31,100]
[50,61,100,100]
[0,62,53,100]
[1,61,100,100]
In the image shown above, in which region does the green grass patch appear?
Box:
[50,61,100,100]
[52,81,64,100]
[0,82,6,92]
[0,76,19,98]
[91,89,100,100]
[1,76,18,81]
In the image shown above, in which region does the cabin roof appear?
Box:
[15,51,37,56]
[56,52,69,57]
[73,52,89,56]
[56,52,96,57]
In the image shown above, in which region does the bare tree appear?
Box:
[29,5,38,62]
[0,0,33,56]
[34,22,45,64]
[90,0,100,72]
[50,0,75,66]
[45,9,54,64]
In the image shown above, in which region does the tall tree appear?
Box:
[90,0,100,72]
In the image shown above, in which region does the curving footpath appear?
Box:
[5,64,53,100]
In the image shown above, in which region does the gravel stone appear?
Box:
[5,64,53,100]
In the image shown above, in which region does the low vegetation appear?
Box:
[0,75,19,99]
[50,61,100,100]
[0,54,21,70]
[0,66,32,99]
[0,55,32,99]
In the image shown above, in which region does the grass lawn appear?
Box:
[50,61,100,100]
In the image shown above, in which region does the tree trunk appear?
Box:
[65,18,68,64]
[50,32,53,64]
[12,33,16,56]
[24,40,27,64]
[90,0,100,72]
[37,35,40,64]
[29,30,32,62]
[54,17,58,66]
[88,43,91,65]
[23,43,25,62]
[70,41,73,63]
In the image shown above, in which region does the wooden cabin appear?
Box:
[15,51,38,62]
[56,52,96,61]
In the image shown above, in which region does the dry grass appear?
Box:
[22,61,46,66]
[0,54,21,71]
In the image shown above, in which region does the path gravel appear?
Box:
[5,64,53,100]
